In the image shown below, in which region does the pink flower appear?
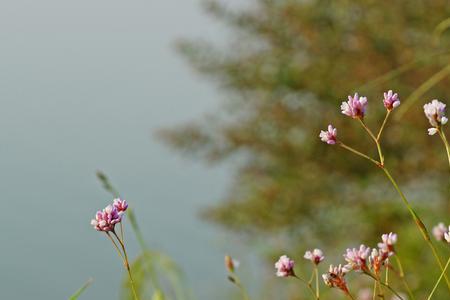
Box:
[304,249,325,265]
[319,125,337,145]
[383,90,400,111]
[275,255,295,277]
[341,93,368,119]
[91,204,122,232]
[113,198,128,215]
[424,99,448,135]
[378,232,397,256]
[322,264,350,292]
[433,223,448,241]
[343,245,370,272]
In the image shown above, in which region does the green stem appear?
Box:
[372,281,378,300]
[377,110,391,142]
[384,259,389,285]
[394,256,415,300]
[382,167,450,291]
[314,266,320,300]
[229,274,250,300]
[113,231,140,300]
[294,275,319,300]
[358,118,384,164]
[364,272,403,300]
[106,232,125,261]
[438,128,450,169]
[339,142,381,166]
[427,257,450,300]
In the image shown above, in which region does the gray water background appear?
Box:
[0,1,252,299]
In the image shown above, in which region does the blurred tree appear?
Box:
[160,0,450,295]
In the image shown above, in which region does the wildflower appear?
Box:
[343,245,371,272]
[383,90,400,111]
[433,223,448,241]
[341,93,368,119]
[369,248,388,275]
[424,99,448,135]
[113,198,128,215]
[304,248,325,265]
[225,255,240,273]
[319,125,337,145]
[90,204,122,232]
[275,255,295,277]
[322,264,350,292]
[378,232,397,256]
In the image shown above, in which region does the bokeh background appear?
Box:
[2,1,450,299]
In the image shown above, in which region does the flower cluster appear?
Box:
[90,198,128,232]
[322,264,350,292]
[321,90,400,145]
[324,232,398,294]
[341,93,368,119]
[343,245,371,272]
[424,99,448,135]
[304,248,325,265]
[383,90,400,111]
[319,125,337,145]
[275,255,295,277]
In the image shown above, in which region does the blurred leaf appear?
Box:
[68,278,93,300]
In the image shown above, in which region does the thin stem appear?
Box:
[377,110,391,142]
[229,274,250,300]
[364,272,403,300]
[427,256,450,300]
[394,256,415,300]
[372,281,377,300]
[105,232,125,261]
[294,275,319,300]
[314,266,320,300]
[339,142,381,166]
[381,167,450,290]
[345,290,356,300]
[113,231,140,300]
[385,259,389,285]
[358,118,384,164]
[438,128,450,169]
[119,221,124,243]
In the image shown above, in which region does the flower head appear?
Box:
[225,255,240,273]
[319,125,337,145]
[383,90,400,111]
[424,99,448,135]
[91,204,122,232]
[341,93,368,119]
[304,248,325,265]
[433,223,449,241]
[378,232,397,256]
[343,244,371,272]
[322,264,350,292]
[113,198,128,215]
[275,255,295,277]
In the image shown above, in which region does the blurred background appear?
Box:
[2,0,450,299]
